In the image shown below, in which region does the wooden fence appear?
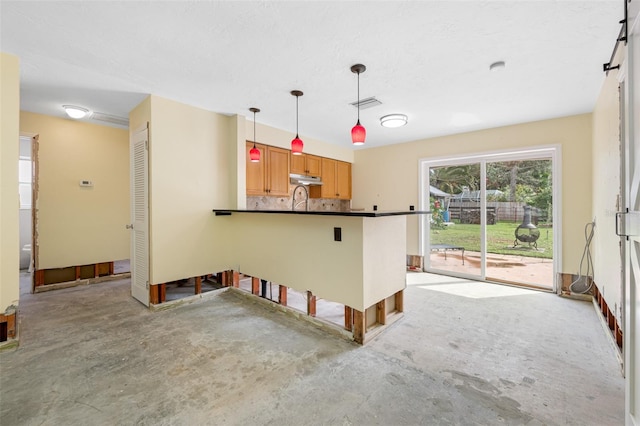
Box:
[447,201,545,223]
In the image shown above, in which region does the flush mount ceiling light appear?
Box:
[249,107,261,162]
[489,61,506,71]
[63,105,89,119]
[290,90,304,155]
[380,114,408,128]
[350,64,366,145]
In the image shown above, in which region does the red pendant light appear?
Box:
[351,64,367,145]
[290,90,304,155]
[249,107,261,162]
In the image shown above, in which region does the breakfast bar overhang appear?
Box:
[212,209,428,344]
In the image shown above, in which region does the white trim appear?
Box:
[419,144,561,292]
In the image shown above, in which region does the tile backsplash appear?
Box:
[247,185,350,212]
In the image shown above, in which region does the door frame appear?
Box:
[419,144,562,292]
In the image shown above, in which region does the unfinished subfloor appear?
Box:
[0,271,623,425]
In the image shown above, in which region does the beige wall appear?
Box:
[591,51,625,322]
[212,212,405,312]
[353,114,593,274]
[144,95,235,284]
[0,52,20,311]
[20,112,130,269]
[245,120,354,163]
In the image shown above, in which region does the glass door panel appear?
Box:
[427,164,482,278]
[484,159,554,289]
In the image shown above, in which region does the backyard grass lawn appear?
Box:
[430,221,553,259]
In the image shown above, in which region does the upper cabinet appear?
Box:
[247,142,350,200]
[290,153,322,177]
[310,158,351,200]
[246,142,290,196]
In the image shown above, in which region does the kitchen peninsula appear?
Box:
[211,209,428,344]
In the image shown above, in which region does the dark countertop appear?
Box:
[212,209,430,217]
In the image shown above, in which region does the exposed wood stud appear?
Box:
[232,271,240,288]
[279,285,287,306]
[159,283,166,303]
[376,300,387,325]
[344,306,353,331]
[307,291,316,317]
[150,285,160,304]
[75,266,81,280]
[353,309,365,344]
[616,325,623,348]
[94,264,99,278]
[195,276,202,294]
[34,270,44,287]
[0,313,17,340]
[607,310,615,330]
[251,277,260,295]
[395,290,404,313]
[109,262,115,275]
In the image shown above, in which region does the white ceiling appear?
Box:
[0,1,622,149]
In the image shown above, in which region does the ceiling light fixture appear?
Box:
[350,64,366,145]
[380,114,408,128]
[249,107,261,162]
[290,90,304,155]
[63,105,89,119]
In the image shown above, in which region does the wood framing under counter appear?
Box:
[211,209,428,343]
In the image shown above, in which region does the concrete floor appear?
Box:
[0,272,623,425]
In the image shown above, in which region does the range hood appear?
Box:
[290,173,323,186]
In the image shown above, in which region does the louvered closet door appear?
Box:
[130,126,149,306]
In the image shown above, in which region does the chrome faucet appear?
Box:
[292,184,309,211]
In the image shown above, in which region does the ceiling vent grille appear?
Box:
[91,112,129,127]
[350,96,382,110]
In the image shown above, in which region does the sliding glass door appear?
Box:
[421,148,557,290]
[427,163,483,279]
[484,159,554,288]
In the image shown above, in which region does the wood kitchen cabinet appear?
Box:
[290,153,322,176]
[310,158,351,200]
[246,142,290,196]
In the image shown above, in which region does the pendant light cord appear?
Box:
[253,110,257,148]
[357,71,360,123]
[295,95,299,137]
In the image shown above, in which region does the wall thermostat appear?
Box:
[79,180,94,187]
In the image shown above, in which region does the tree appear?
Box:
[430,164,480,194]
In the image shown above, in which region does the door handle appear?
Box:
[617,209,640,239]
[616,210,626,239]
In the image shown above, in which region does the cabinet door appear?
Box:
[306,155,322,177]
[246,142,266,195]
[290,153,306,175]
[267,147,290,196]
[320,158,337,198]
[336,161,351,200]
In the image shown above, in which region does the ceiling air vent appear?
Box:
[91,112,129,127]
[350,96,382,110]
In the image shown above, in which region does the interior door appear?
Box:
[130,126,149,306]
[625,10,640,425]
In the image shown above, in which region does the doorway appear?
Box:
[18,136,32,272]
[420,147,559,291]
